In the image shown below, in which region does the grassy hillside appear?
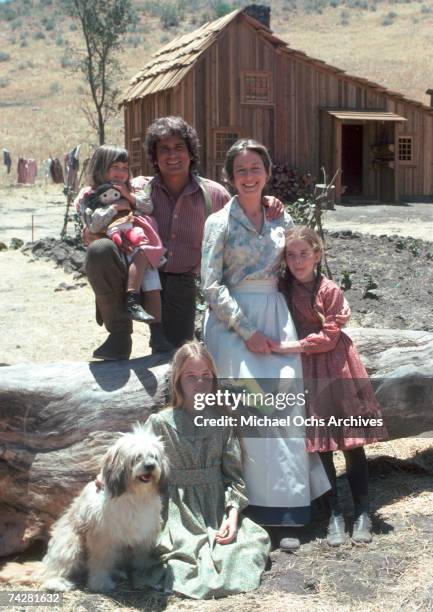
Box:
[0,0,431,168]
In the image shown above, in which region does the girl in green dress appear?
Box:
[135,342,271,599]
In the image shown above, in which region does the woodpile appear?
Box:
[268,164,316,204]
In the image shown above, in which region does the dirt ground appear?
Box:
[1,187,432,363]
[0,185,152,363]
[0,186,432,611]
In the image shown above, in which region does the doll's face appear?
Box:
[99,187,122,205]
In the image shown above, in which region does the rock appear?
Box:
[363,289,381,300]
[54,282,77,292]
[22,238,86,275]
[0,242,7,251]
[9,238,24,250]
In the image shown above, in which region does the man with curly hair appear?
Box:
[86,117,230,359]
[136,116,231,352]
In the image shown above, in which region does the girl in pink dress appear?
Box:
[273,226,387,547]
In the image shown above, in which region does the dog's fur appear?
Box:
[42,425,168,593]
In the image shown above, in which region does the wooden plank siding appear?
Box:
[124,12,433,199]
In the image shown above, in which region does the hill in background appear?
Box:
[0,0,431,169]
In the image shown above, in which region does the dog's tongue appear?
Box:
[139,474,151,482]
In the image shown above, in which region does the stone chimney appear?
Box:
[243,4,271,29]
[426,89,433,107]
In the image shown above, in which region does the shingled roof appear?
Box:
[122,8,433,114]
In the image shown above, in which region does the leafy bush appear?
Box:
[56,36,64,46]
[42,17,55,31]
[0,5,17,21]
[159,2,181,28]
[32,31,46,40]
[340,270,352,291]
[10,18,23,31]
[0,78,10,89]
[215,1,233,18]
[61,55,74,69]
[127,34,142,47]
[340,9,349,24]
[200,11,212,24]
[0,52,11,62]
[49,82,63,94]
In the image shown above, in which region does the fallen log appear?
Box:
[1,329,433,557]
[0,354,171,557]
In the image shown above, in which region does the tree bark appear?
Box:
[1,329,433,557]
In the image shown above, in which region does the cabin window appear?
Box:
[398,136,413,162]
[241,71,273,104]
[131,138,142,165]
[215,131,240,161]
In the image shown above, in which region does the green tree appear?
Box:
[61,0,134,144]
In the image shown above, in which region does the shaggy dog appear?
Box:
[42,425,168,593]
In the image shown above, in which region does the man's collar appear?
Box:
[154,173,201,197]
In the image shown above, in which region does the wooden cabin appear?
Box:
[121,7,433,203]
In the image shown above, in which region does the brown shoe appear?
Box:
[92,332,132,361]
[149,323,175,353]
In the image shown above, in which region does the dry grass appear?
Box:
[1,439,432,611]
[275,1,433,106]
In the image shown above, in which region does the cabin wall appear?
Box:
[124,91,177,177]
[124,15,433,198]
[279,52,433,199]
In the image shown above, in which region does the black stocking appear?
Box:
[319,451,340,514]
[343,446,369,515]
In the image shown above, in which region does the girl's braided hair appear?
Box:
[283,225,325,325]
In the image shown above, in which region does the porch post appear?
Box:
[335,118,342,203]
[393,122,400,203]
